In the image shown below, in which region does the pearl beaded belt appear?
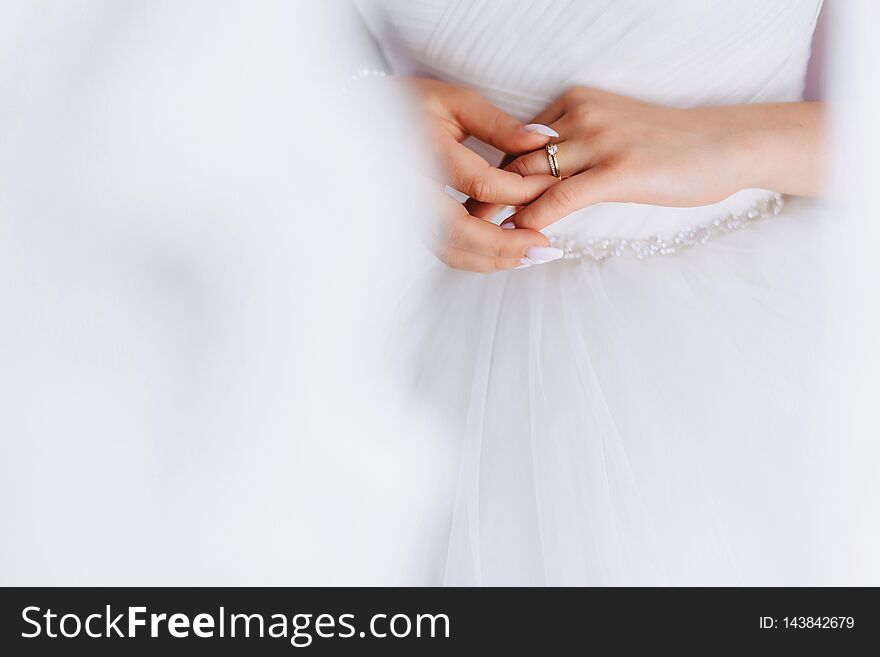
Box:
[548,193,784,262]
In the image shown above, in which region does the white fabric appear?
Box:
[0,1,451,585]
[368,0,822,240]
[366,0,833,584]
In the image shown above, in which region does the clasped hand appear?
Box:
[410,78,822,273]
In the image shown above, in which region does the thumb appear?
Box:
[452,91,558,153]
[512,167,615,231]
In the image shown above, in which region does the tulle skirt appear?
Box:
[398,196,831,585]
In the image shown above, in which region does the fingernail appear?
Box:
[500,221,516,230]
[525,246,564,261]
[514,264,533,269]
[523,123,559,138]
[520,257,552,266]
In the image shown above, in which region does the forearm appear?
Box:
[704,101,825,197]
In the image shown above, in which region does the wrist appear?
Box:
[705,103,824,196]
[724,122,770,191]
[691,106,783,193]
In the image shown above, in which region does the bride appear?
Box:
[354,0,828,584]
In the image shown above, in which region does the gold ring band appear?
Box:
[546,143,561,179]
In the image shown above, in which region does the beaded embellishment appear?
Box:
[340,67,389,96]
[548,194,784,262]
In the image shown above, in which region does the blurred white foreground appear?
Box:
[0,0,451,585]
[819,0,880,584]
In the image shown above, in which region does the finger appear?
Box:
[450,91,557,154]
[440,135,557,204]
[437,246,523,273]
[444,210,551,259]
[511,167,617,231]
[497,98,576,177]
[526,96,567,127]
[463,152,524,218]
[461,99,571,215]
[540,109,585,140]
[507,140,600,179]
[463,198,511,221]
[507,143,563,178]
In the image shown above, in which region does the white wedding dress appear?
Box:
[357,0,830,585]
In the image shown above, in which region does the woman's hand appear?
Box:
[404,77,565,271]
[493,87,824,231]
[405,77,559,205]
[428,188,563,272]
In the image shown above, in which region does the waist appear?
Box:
[543,192,784,262]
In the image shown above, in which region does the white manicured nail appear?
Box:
[523,123,559,138]
[514,264,533,269]
[525,246,564,261]
[501,221,516,230]
[520,257,551,266]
